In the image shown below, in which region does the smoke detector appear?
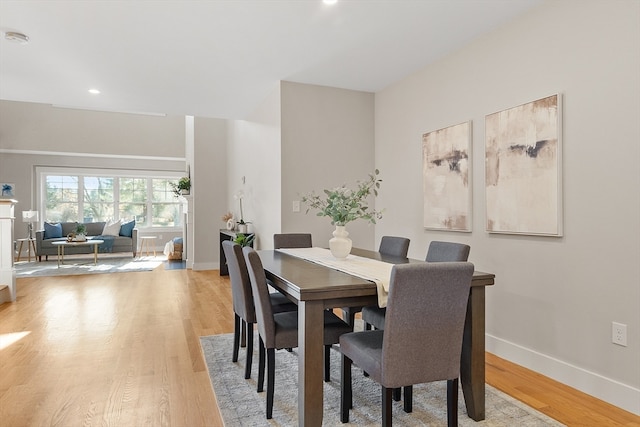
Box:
[4,32,29,44]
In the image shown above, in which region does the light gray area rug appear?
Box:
[200,333,565,426]
[14,255,165,277]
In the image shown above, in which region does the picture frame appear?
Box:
[485,94,563,236]
[1,183,15,198]
[422,121,472,232]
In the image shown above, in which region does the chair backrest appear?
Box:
[378,236,410,258]
[425,241,470,262]
[243,246,276,348]
[381,262,474,388]
[222,240,256,323]
[273,233,312,249]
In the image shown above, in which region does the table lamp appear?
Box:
[22,210,39,239]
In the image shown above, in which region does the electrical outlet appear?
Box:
[612,322,627,347]
[292,200,301,213]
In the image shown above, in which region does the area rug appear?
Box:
[14,255,166,277]
[200,333,565,426]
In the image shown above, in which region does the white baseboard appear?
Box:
[192,262,218,271]
[486,334,640,416]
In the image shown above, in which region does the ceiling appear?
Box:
[0,0,542,119]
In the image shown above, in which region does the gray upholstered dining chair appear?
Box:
[222,241,296,380]
[361,240,470,331]
[339,262,474,426]
[243,246,352,420]
[273,233,313,249]
[341,236,410,329]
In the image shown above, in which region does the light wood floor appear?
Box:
[1,266,638,426]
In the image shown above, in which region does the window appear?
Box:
[45,175,79,222]
[83,176,114,222]
[39,168,184,228]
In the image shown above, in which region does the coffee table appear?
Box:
[51,240,104,267]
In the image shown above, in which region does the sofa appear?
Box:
[35,220,138,261]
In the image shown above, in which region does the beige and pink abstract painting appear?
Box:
[485,94,562,236]
[422,121,471,232]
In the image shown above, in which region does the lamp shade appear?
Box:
[22,210,39,222]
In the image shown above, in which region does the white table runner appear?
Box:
[277,247,394,307]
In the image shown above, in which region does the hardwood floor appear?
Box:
[1,265,638,426]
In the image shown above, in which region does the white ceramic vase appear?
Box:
[329,225,352,259]
[238,223,248,233]
[226,219,235,230]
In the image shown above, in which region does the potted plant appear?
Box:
[301,170,383,258]
[72,223,87,241]
[171,177,191,197]
[234,191,251,232]
[233,232,254,247]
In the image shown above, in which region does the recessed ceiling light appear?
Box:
[4,32,29,44]
[88,89,101,94]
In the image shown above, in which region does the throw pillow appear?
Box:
[43,222,63,239]
[119,219,135,237]
[102,220,122,236]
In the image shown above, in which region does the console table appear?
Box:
[219,229,254,275]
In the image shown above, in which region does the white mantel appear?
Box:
[0,199,18,303]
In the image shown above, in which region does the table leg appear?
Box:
[28,240,35,262]
[94,243,98,264]
[57,245,63,268]
[298,300,325,427]
[460,286,486,421]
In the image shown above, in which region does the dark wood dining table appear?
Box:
[257,247,495,427]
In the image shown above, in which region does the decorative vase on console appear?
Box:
[301,170,384,259]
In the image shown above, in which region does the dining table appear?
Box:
[257,247,495,427]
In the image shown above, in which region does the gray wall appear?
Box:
[280,81,376,250]
[374,0,639,413]
[192,117,227,270]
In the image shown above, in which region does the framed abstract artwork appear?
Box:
[485,94,562,236]
[422,121,472,232]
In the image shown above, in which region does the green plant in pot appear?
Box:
[170,177,191,197]
[75,223,87,235]
[233,233,254,247]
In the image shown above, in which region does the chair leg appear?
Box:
[447,378,458,427]
[393,387,401,401]
[340,354,352,422]
[244,324,253,379]
[266,348,275,419]
[240,320,247,348]
[257,337,265,393]
[403,385,412,413]
[324,345,331,382]
[232,314,240,363]
[382,386,393,427]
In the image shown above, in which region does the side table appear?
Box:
[16,238,36,262]
[139,236,157,257]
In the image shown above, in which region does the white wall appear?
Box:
[280,81,376,250]
[375,0,639,414]
[226,84,282,250]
